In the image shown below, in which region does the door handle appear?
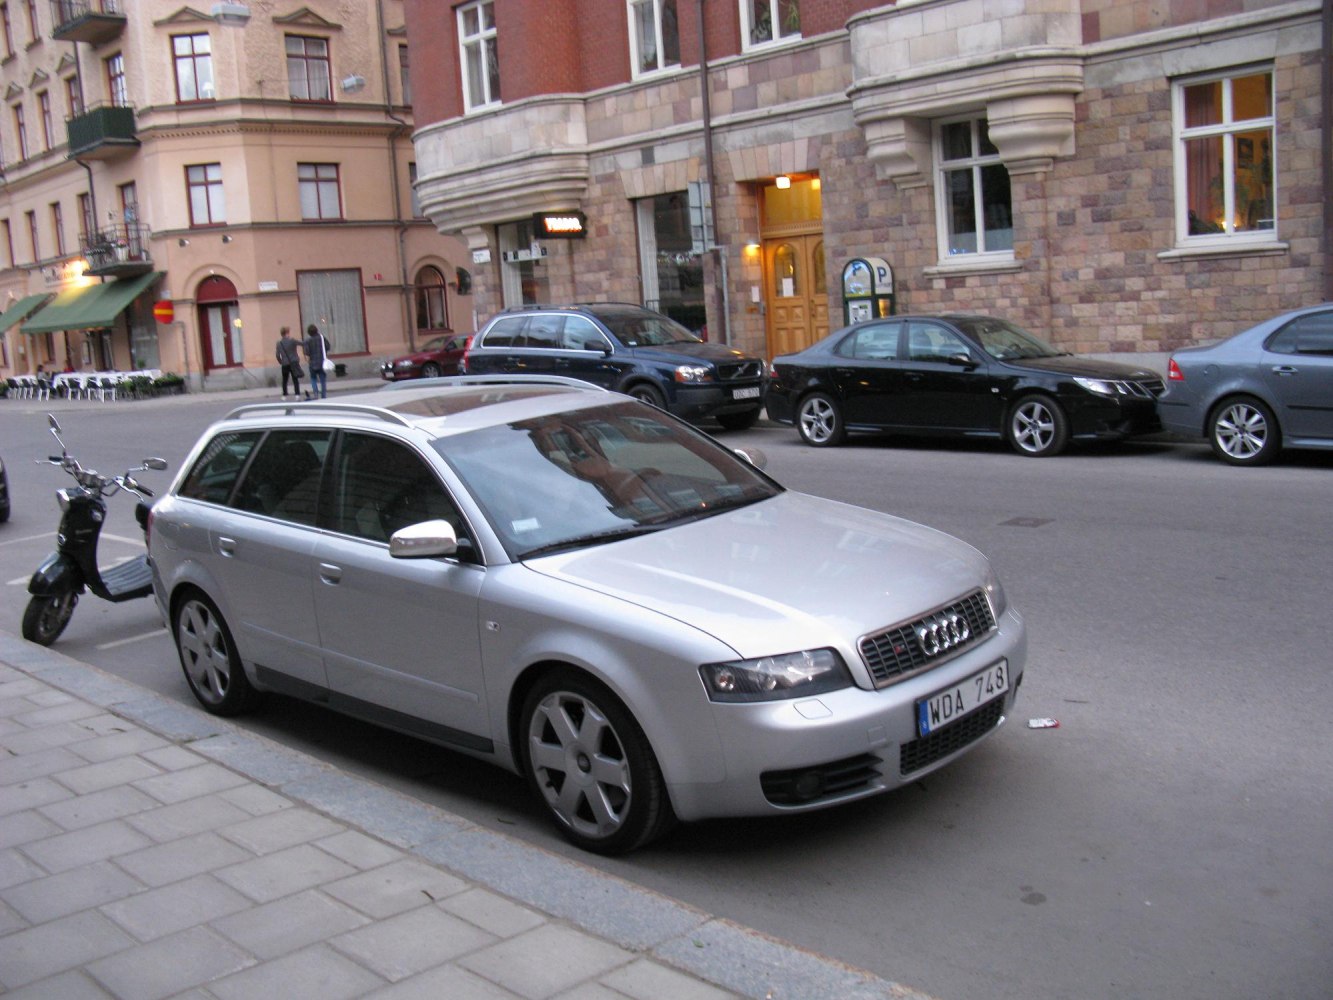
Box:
[1270,366,1298,376]
[318,562,342,585]
[217,537,236,557]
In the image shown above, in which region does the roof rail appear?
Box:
[221,401,414,426]
[378,374,608,392]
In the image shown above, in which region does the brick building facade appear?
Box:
[407,0,1328,367]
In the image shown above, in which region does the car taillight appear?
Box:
[459,343,471,374]
[1167,358,1184,381]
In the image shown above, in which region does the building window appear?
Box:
[186,163,225,226]
[12,103,27,160]
[106,53,128,107]
[297,269,368,355]
[65,75,82,116]
[1,4,13,59]
[742,0,799,49]
[37,91,50,149]
[635,193,704,331]
[23,0,34,41]
[119,181,138,224]
[50,202,64,257]
[1175,68,1275,243]
[2,218,13,268]
[935,117,1013,258]
[458,1,499,111]
[78,191,92,242]
[173,33,214,102]
[298,163,341,220]
[398,43,411,106]
[25,209,38,263]
[629,0,679,77]
[286,35,331,102]
[414,266,449,331]
[407,161,422,217]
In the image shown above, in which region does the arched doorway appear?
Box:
[413,265,450,337]
[197,275,241,370]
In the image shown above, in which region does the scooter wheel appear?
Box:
[22,592,78,646]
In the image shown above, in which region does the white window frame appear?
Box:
[933,115,1014,263]
[1171,66,1276,249]
[740,0,800,53]
[628,0,680,79]
[458,1,499,112]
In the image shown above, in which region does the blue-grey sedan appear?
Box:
[1157,303,1333,465]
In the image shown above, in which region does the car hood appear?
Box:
[628,341,760,366]
[1003,355,1162,381]
[525,492,989,658]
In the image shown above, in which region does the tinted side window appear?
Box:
[481,316,527,348]
[231,430,331,525]
[562,316,610,351]
[835,323,899,360]
[332,433,469,545]
[178,431,263,504]
[1268,312,1333,356]
[523,314,564,349]
[906,322,971,363]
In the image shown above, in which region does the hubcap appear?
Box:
[800,399,835,444]
[177,600,232,704]
[1216,404,1267,459]
[528,691,631,839]
[1013,402,1055,453]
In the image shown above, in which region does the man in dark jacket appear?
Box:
[303,324,331,399]
[276,326,303,397]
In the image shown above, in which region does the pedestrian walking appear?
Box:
[276,326,304,397]
[303,323,332,399]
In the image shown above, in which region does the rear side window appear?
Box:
[1268,311,1333,356]
[480,315,527,347]
[230,430,332,525]
[523,314,564,348]
[178,432,262,504]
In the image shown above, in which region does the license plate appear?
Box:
[916,660,1009,737]
[732,386,761,399]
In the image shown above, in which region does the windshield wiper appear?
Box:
[518,523,665,559]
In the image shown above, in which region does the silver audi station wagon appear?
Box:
[148,378,1026,853]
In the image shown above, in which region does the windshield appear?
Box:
[592,309,701,348]
[436,401,779,559]
[953,317,1065,360]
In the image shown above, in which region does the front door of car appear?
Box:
[312,432,490,747]
[1262,312,1333,439]
[892,321,1001,431]
[553,315,629,389]
[211,429,332,690]
[830,321,908,427]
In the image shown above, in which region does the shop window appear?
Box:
[297,269,367,355]
[634,193,704,333]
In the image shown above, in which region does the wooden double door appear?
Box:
[763,233,829,358]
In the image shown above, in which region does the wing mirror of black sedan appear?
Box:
[947,352,979,369]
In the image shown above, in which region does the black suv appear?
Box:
[460,303,765,429]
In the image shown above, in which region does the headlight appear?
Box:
[1073,376,1116,395]
[673,364,714,383]
[982,564,1008,620]
[700,648,852,703]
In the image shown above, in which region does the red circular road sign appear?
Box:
[152,300,174,324]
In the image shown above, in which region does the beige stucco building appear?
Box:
[1,0,470,390]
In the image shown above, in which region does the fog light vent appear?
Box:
[761,753,880,806]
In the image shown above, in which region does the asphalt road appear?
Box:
[1,389,1329,1000]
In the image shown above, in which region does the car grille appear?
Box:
[761,753,882,806]
[859,590,997,688]
[1106,378,1165,398]
[899,697,1005,776]
[716,360,764,382]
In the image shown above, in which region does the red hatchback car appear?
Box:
[380,333,472,381]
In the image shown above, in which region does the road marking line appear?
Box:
[97,629,166,650]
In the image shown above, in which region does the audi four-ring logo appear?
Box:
[916,612,971,656]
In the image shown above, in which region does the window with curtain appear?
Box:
[414,266,449,331]
[298,163,342,220]
[286,35,332,102]
[1175,68,1274,243]
[458,1,499,111]
[173,33,214,102]
[742,0,799,49]
[629,0,679,78]
[297,269,367,355]
[186,163,225,226]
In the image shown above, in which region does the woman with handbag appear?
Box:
[303,323,333,399]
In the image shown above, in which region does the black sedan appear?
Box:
[766,314,1165,456]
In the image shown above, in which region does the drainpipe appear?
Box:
[377,0,415,351]
[696,0,728,344]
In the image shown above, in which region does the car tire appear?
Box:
[1006,395,1069,457]
[21,591,77,646]
[1209,396,1279,466]
[627,383,666,409]
[796,392,845,447]
[421,362,441,379]
[716,408,760,431]
[520,671,675,855]
[173,591,259,717]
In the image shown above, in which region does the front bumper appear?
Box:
[665,607,1026,821]
[669,381,765,421]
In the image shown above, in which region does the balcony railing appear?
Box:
[66,104,138,160]
[81,222,153,277]
[50,0,125,44]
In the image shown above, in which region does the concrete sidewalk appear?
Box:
[0,632,932,1000]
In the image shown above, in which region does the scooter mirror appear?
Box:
[47,414,62,435]
[143,458,168,471]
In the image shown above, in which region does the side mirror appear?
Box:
[143,457,168,471]
[946,352,978,369]
[389,519,460,559]
[733,447,768,470]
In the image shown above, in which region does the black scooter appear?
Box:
[22,414,168,646]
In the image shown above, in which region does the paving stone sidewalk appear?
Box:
[0,632,933,1000]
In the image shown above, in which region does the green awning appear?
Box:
[20,272,162,334]
[0,293,52,332]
